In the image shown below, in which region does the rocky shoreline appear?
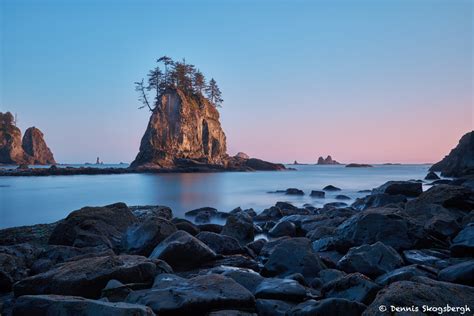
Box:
[1,176,473,315]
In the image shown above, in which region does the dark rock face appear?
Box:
[364,277,474,316]
[268,221,297,237]
[321,272,381,304]
[351,193,406,211]
[254,278,308,302]
[288,298,366,316]
[317,155,340,165]
[408,184,474,211]
[256,299,295,316]
[13,294,155,316]
[372,181,422,197]
[337,242,404,278]
[13,255,158,298]
[375,264,438,286]
[323,185,341,191]
[196,231,244,255]
[148,230,217,271]
[438,260,474,286]
[48,203,136,250]
[0,112,32,164]
[126,273,255,315]
[450,224,474,256]
[121,217,177,256]
[21,127,56,165]
[425,171,440,180]
[430,131,474,177]
[221,212,255,245]
[310,190,325,198]
[285,188,304,195]
[261,238,326,282]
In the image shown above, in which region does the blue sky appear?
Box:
[1,0,472,163]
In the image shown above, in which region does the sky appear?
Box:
[1,0,472,164]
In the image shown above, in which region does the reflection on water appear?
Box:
[0,164,433,229]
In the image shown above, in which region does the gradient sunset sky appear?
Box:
[1,0,472,164]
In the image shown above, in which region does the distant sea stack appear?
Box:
[430,131,474,177]
[22,127,56,165]
[0,112,55,165]
[317,155,340,165]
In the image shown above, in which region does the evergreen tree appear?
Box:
[193,70,206,95]
[147,66,165,101]
[206,78,223,107]
[157,56,174,85]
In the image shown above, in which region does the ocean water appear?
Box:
[0,164,435,229]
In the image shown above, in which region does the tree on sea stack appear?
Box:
[206,78,223,107]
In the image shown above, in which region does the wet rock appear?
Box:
[126,273,255,315]
[335,195,350,200]
[451,223,474,256]
[411,184,474,211]
[374,264,438,285]
[268,220,297,237]
[337,242,404,278]
[372,181,422,197]
[100,279,132,302]
[256,299,295,316]
[219,268,264,293]
[246,239,266,255]
[196,231,243,255]
[12,294,154,316]
[254,278,309,301]
[261,238,326,282]
[186,206,218,217]
[121,217,177,256]
[13,255,159,298]
[402,249,450,268]
[202,254,260,272]
[130,205,173,221]
[425,171,440,180]
[48,203,136,250]
[208,310,257,316]
[197,223,223,234]
[323,185,341,191]
[285,188,304,195]
[351,193,406,211]
[310,190,325,198]
[364,277,474,315]
[288,298,366,316]
[321,272,381,305]
[149,230,216,271]
[438,260,474,286]
[172,218,200,235]
[221,212,254,245]
[254,207,283,222]
[0,253,28,293]
[323,202,348,208]
[0,222,58,246]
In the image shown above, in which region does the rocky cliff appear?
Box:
[131,89,227,168]
[317,155,340,165]
[22,127,56,165]
[430,131,474,177]
[0,112,32,164]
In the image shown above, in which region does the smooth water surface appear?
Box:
[0,164,434,228]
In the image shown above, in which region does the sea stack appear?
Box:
[22,127,56,165]
[0,112,31,164]
[430,131,474,177]
[317,155,340,165]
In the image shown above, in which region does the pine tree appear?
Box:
[206,78,223,107]
[193,70,206,95]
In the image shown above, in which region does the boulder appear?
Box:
[235,152,250,159]
[261,238,326,282]
[149,230,217,271]
[335,195,351,200]
[425,171,440,180]
[364,277,474,315]
[430,131,474,177]
[130,205,173,221]
[324,202,348,208]
[246,239,266,255]
[254,278,309,302]
[288,298,366,316]
[121,217,177,256]
[172,218,200,235]
[13,255,159,298]
[221,212,254,245]
[450,224,474,256]
[208,310,256,316]
[197,223,223,234]
[438,260,474,286]
[321,273,381,305]
[285,188,304,195]
[254,207,283,222]
[256,299,295,316]
[48,203,136,250]
[323,185,341,191]
[372,181,422,197]
[402,249,450,268]
[268,220,297,237]
[409,184,474,211]
[351,193,406,211]
[218,268,264,293]
[21,127,56,165]
[310,190,325,198]
[196,231,243,255]
[12,295,154,316]
[126,273,255,315]
[375,264,438,285]
[0,253,28,293]
[337,242,404,278]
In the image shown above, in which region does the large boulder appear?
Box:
[374,264,438,286]
[13,255,159,298]
[196,231,244,255]
[450,224,474,256]
[407,184,474,211]
[48,203,137,250]
[221,212,254,245]
[121,217,177,256]
[268,220,297,237]
[430,131,474,177]
[337,242,404,278]
[126,273,255,315]
[438,260,474,286]
[256,299,295,316]
[351,193,406,211]
[261,238,326,282]
[372,181,422,197]
[21,127,56,165]
[12,295,154,316]
[288,298,366,316]
[148,230,217,271]
[321,273,381,304]
[364,277,474,315]
[254,278,308,302]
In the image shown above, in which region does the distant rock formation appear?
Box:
[346,163,373,168]
[0,112,55,165]
[430,131,474,177]
[22,127,56,165]
[317,155,340,165]
[131,89,284,171]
